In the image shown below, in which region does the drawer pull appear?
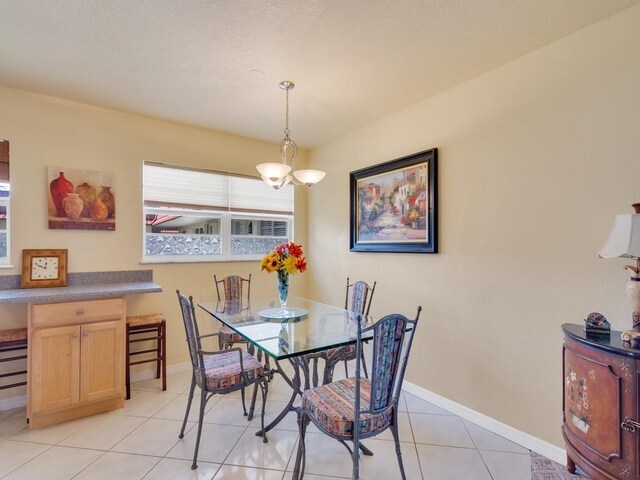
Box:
[621,417,640,433]
[82,332,89,337]
[72,332,79,339]
[76,308,85,316]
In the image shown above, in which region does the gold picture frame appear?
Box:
[20,249,68,288]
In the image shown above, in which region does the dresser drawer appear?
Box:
[31,298,124,328]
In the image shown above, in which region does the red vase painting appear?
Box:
[48,167,116,231]
[50,172,74,217]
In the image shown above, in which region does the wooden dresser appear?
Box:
[27,297,125,428]
[562,323,640,479]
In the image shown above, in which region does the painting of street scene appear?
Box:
[356,161,429,243]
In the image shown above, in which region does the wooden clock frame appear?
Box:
[20,249,68,288]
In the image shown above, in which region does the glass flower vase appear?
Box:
[277,271,289,311]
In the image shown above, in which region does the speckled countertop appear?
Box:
[0,270,162,304]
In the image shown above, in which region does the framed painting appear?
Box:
[48,167,116,230]
[350,148,437,253]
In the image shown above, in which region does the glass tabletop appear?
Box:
[198,296,373,360]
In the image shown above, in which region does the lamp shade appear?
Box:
[293,170,326,186]
[256,163,291,183]
[599,214,640,259]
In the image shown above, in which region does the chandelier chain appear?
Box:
[284,86,290,137]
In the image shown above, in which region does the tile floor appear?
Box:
[0,367,548,479]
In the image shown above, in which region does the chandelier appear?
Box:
[256,81,326,189]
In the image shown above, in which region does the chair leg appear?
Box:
[161,321,167,391]
[293,410,309,480]
[180,375,196,439]
[390,410,407,480]
[353,436,360,479]
[247,382,259,421]
[125,325,131,400]
[259,379,268,443]
[191,387,208,470]
[344,359,349,379]
[240,387,248,416]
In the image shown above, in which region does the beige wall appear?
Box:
[306,5,640,447]
[0,86,308,400]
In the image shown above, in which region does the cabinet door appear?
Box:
[80,320,124,403]
[30,325,80,414]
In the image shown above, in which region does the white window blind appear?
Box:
[143,164,229,210]
[229,176,293,215]
[143,163,293,214]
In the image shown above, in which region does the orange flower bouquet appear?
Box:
[260,242,307,309]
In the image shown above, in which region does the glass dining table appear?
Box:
[197,295,374,440]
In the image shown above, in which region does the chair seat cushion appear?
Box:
[0,328,28,343]
[301,378,392,437]
[195,350,263,391]
[219,325,245,344]
[127,313,165,327]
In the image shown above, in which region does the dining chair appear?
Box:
[176,290,268,470]
[318,278,376,384]
[214,274,251,351]
[293,306,422,480]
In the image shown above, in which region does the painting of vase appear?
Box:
[48,167,116,230]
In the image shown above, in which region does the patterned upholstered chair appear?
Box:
[176,290,268,470]
[293,307,421,480]
[214,274,251,351]
[318,278,376,384]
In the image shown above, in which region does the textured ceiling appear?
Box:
[0,0,638,148]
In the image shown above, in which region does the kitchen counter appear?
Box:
[0,270,162,304]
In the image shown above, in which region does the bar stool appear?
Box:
[126,314,166,400]
[0,328,28,391]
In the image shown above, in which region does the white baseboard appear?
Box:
[402,381,566,465]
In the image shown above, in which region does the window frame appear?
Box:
[141,163,294,263]
[0,139,10,267]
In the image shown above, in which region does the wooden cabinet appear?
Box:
[562,323,640,479]
[28,298,125,428]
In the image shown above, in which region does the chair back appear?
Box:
[176,290,205,374]
[345,277,376,316]
[354,307,421,420]
[215,274,251,301]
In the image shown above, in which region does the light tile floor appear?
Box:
[0,368,559,479]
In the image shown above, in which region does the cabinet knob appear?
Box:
[621,417,640,433]
[82,332,89,337]
[76,308,85,316]
[72,332,79,339]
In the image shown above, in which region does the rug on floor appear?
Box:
[531,452,589,479]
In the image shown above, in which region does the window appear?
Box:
[143,162,293,262]
[0,140,9,266]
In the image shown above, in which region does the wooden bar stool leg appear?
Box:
[161,320,167,392]
[156,325,161,380]
[125,324,131,400]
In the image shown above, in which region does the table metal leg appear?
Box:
[256,357,305,437]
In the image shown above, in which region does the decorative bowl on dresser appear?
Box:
[562,323,640,479]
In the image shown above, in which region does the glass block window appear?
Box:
[143,162,294,263]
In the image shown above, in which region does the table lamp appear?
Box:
[599,203,640,331]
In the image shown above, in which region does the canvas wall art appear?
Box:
[48,167,115,230]
[350,148,437,253]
